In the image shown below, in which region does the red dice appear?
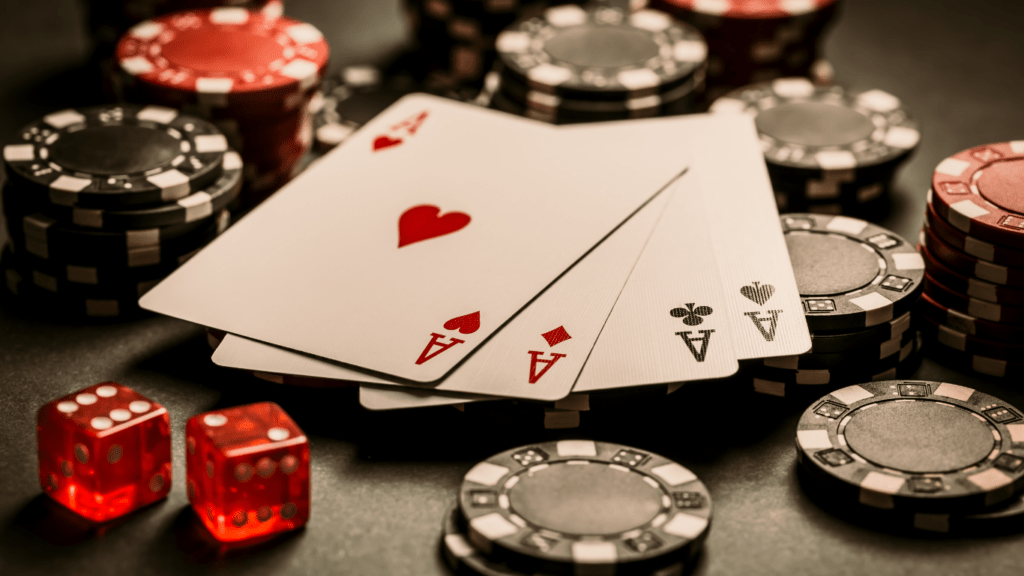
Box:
[37,382,172,522]
[186,402,310,542]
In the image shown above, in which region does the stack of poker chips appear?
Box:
[81,0,284,100]
[1,105,240,318]
[710,79,920,218]
[645,0,841,103]
[795,380,1024,535]
[442,441,713,575]
[402,0,569,98]
[489,4,708,124]
[750,214,925,399]
[917,142,1024,378]
[115,6,329,208]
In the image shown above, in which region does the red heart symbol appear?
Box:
[444,312,480,335]
[373,135,403,151]
[398,205,471,248]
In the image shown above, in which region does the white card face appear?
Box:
[212,189,673,400]
[573,170,738,391]
[561,114,810,360]
[142,94,692,382]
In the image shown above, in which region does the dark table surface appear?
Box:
[2,1,1024,574]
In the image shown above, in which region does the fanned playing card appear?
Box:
[562,113,810,361]
[573,169,738,392]
[211,188,674,401]
[142,94,693,382]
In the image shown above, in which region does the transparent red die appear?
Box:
[186,402,310,542]
[36,382,172,522]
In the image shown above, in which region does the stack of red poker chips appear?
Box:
[917,141,1024,378]
[116,5,329,207]
[645,0,841,104]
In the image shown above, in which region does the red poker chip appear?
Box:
[920,314,1024,361]
[925,202,1024,268]
[917,292,1024,343]
[650,0,838,20]
[921,225,1024,288]
[117,8,329,110]
[919,243,1024,306]
[930,141,1024,250]
[923,273,1024,325]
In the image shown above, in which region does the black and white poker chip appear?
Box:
[782,213,925,332]
[796,380,1024,513]
[3,151,241,231]
[3,105,228,208]
[710,78,920,178]
[808,310,913,354]
[497,5,707,101]
[458,440,711,575]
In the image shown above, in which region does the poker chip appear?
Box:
[916,292,1024,343]
[753,334,923,399]
[782,214,924,332]
[919,315,1024,362]
[923,273,1024,325]
[797,464,1024,535]
[3,202,215,262]
[458,440,711,575]
[926,339,1024,379]
[807,310,913,354]
[711,79,919,171]
[2,105,228,208]
[116,8,329,113]
[440,505,691,576]
[2,261,148,319]
[497,6,707,99]
[3,152,242,231]
[4,208,228,268]
[489,5,706,124]
[924,202,1024,269]
[648,0,840,96]
[763,328,914,370]
[929,142,1024,251]
[921,214,1024,288]
[711,79,918,217]
[652,0,840,21]
[919,242,1024,306]
[754,332,916,385]
[796,380,1024,513]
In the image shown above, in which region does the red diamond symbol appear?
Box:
[541,326,571,347]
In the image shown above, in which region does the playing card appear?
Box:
[573,169,738,392]
[211,188,674,400]
[562,113,811,360]
[142,93,693,382]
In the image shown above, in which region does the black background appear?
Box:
[2,1,1024,574]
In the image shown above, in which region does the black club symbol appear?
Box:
[670,304,713,326]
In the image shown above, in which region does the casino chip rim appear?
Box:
[458,440,711,574]
[783,213,925,332]
[710,79,920,174]
[496,5,708,98]
[652,0,839,20]
[929,142,1024,250]
[2,105,228,208]
[796,380,1024,513]
[4,152,243,231]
